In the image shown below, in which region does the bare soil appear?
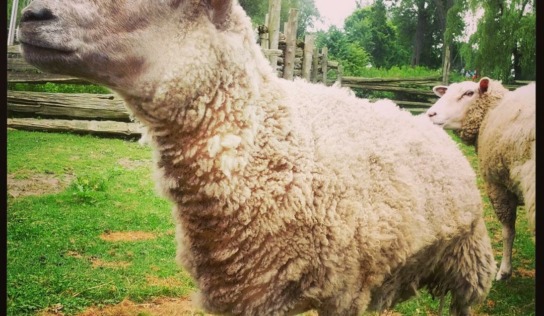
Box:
[38,297,208,316]
[7,173,74,198]
[99,231,157,242]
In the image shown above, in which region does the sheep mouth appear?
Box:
[19,40,76,55]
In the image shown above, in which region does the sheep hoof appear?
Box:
[495,271,512,281]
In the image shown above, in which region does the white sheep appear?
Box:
[427,78,535,281]
[18,1,496,315]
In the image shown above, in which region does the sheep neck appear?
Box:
[459,90,506,147]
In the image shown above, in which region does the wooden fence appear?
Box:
[7,2,528,137]
[7,0,530,138]
[7,45,140,137]
[7,43,437,138]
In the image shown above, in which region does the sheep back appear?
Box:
[478,83,536,229]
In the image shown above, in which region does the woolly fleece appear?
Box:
[428,79,535,281]
[18,0,496,314]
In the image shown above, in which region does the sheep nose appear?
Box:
[427,111,437,118]
[20,6,55,23]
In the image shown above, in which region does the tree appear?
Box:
[240,0,320,38]
[280,0,320,37]
[239,0,269,25]
[316,26,370,76]
[344,0,407,68]
[432,0,467,84]
[389,0,442,68]
[462,0,535,81]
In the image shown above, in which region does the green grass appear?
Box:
[8,82,110,94]
[6,130,535,315]
[7,130,194,315]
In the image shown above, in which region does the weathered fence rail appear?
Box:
[7,0,531,138]
[6,43,435,137]
[8,91,130,121]
[8,45,141,136]
[8,118,141,136]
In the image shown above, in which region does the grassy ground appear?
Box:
[6,130,535,316]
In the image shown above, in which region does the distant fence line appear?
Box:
[6,0,528,137]
[7,44,437,137]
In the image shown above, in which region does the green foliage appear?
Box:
[239,0,269,25]
[388,0,443,68]
[357,65,441,78]
[8,82,110,94]
[461,0,535,82]
[445,0,468,44]
[68,171,121,205]
[343,1,406,68]
[280,0,320,38]
[316,26,370,77]
[239,0,320,37]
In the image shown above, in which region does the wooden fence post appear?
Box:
[302,34,315,81]
[311,47,319,83]
[8,0,20,45]
[321,47,328,84]
[442,44,451,85]
[283,8,299,80]
[336,64,343,86]
[267,0,282,72]
[259,14,270,49]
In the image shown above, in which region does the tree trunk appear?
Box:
[512,44,522,80]
[442,43,451,85]
[433,0,454,84]
[411,0,426,67]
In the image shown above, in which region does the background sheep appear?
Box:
[427,78,535,281]
[18,0,496,315]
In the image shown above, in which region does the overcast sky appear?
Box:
[311,0,481,41]
[312,0,359,30]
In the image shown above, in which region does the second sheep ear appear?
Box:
[479,77,490,94]
[433,86,448,97]
[206,0,233,28]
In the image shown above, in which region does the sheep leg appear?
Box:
[444,218,496,316]
[486,182,518,281]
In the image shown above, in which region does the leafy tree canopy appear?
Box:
[462,0,535,81]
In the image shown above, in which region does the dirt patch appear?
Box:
[83,297,205,316]
[90,258,132,269]
[65,251,84,259]
[100,231,157,242]
[65,251,130,269]
[117,158,151,170]
[146,275,185,288]
[516,267,535,278]
[7,173,74,198]
[77,298,321,316]
[38,297,321,316]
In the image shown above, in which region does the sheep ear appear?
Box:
[205,0,233,27]
[433,86,448,97]
[169,0,184,8]
[479,77,490,94]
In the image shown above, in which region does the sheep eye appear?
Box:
[464,91,474,97]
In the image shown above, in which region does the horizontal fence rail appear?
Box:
[7,45,528,137]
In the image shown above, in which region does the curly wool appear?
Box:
[478,83,536,229]
[459,80,509,146]
[143,5,496,314]
[17,0,496,315]
[427,78,535,281]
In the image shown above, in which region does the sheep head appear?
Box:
[426,77,508,145]
[16,0,245,114]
